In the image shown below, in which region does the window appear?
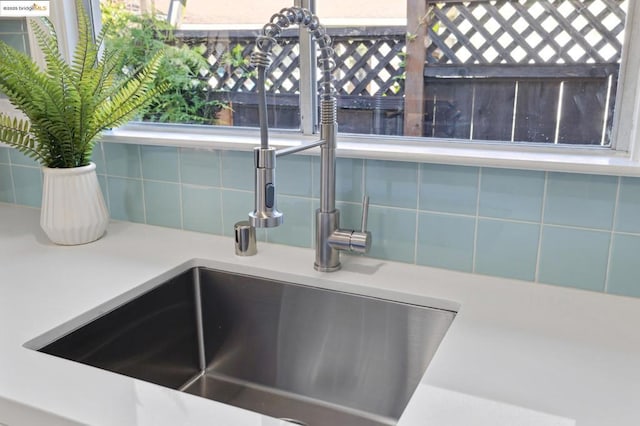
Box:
[10,0,637,164]
[0,18,30,53]
[0,18,30,100]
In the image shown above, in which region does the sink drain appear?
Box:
[279,418,308,426]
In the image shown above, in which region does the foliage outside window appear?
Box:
[101,0,225,124]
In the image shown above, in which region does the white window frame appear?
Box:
[10,0,640,176]
[612,0,640,160]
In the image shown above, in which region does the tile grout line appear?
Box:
[177,148,185,230]
[473,214,544,226]
[471,168,482,273]
[534,171,549,283]
[137,145,148,224]
[361,158,367,203]
[611,229,640,237]
[603,176,622,293]
[99,143,112,213]
[182,182,222,190]
[212,149,224,236]
[214,187,222,237]
[542,222,615,233]
[7,150,17,205]
[218,150,226,237]
[476,216,541,225]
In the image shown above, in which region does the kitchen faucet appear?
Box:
[248,6,371,272]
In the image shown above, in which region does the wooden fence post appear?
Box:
[404,0,428,137]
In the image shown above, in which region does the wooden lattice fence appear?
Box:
[175,0,627,143]
[176,26,406,133]
[426,0,626,65]
[412,0,627,144]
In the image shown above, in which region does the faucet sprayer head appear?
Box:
[249,147,283,228]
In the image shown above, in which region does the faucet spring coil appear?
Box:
[250,49,272,69]
[254,6,336,99]
[320,98,337,124]
[269,12,289,29]
[280,6,301,25]
[318,56,336,73]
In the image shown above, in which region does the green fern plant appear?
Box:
[0,0,166,168]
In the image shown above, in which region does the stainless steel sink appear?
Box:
[28,264,456,426]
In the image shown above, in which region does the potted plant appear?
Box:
[0,0,165,245]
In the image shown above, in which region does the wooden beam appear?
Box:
[424,63,620,79]
[404,0,428,137]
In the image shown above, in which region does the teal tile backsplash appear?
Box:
[312,157,364,202]
[12,166,41,207]
[91,143,106,172]
[179,148,220,187]
[479,168,545,221]
[143,181,181,228]
[365,159,418,208]
[221,151,253,191]
[419,164,479,214]
[141,146,179,182]
[334,201,364,231]
[544,172,617,230]
[104,143,142,178]
[538,226,610,292]
[614,177,640,233]
[265,195,313,248]
[607,233,640,298]
[9,149,38,166]
[276,155,313,197]
[182,185,222,234]
[106,176,145,223]
[0,147,10,164]
[367,205,416,263]
[417,212,475,272]
[475,219,540,281]
[0,164,15,203]
[5,141,640,299]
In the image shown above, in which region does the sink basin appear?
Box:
[28,263,456,426]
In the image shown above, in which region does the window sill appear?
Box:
[96,124,640,177]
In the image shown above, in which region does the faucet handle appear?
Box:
[350,195,371,254]
[327,195,372,254]
[360,195,369,233]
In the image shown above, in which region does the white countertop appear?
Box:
[1,203,639,426]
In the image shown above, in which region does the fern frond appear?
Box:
[89,51,165,137]
[0,41,76,161]
[0,115,45,163]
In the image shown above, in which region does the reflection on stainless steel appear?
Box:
[234,220,257,256]
[36,267,455,425]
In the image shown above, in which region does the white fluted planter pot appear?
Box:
[40,163,109,245]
